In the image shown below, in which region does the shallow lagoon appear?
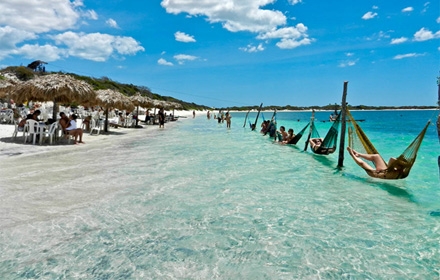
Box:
[0,110,439,279]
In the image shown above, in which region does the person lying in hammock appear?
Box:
[309,138,323,152]
[346,147,410,179]
[282,128,295,144]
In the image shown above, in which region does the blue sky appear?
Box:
[0,0,439,108]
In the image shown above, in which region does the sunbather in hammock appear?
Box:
[309,138,324,152]
[346,147,408,179]
[347,147,387,170]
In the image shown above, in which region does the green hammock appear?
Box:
[346,108,430,180]
[307,113,341,155]
[287,123,310,144]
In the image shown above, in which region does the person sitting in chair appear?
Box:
[82,115,92,131]
[66,114,84,144]
[18,114,33,131]
[59,112,69,134]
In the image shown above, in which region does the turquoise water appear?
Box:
[1,110,439,279]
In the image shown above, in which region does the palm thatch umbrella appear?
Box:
[168,101,183,119]
[0,80,14,99]
[11,74,95,120]
[0,74,20,101]
[94,89,135,132]
[129,92,155,127]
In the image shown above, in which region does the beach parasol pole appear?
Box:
[104,107,109,132]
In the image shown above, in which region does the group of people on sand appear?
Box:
[16,109,84,145]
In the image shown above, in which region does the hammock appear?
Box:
[287,123,310,145]
[307,113,341,155]
[243,109,251,128]
[346,108,430,180]
[251,103,263,131]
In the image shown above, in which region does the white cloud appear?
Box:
[422,2,430,13]
[161,0,312,49]
[72,0,85,8]
[106,19,119,29]
[0,27,37,50]
[436,17,440,23]
[0,1,144,63]
[239,43,265,53]
[0,27,38,59]
[257,24,311,49]
[0,0,81,33]
[345,52,354,57]
[338,60,358,67]
[362,11,378,20]
[413,27,440,41]
[372,6,379,10]
[402,7,413,12]
[84,10,98,20]
[393,53,424,59]
[174,31,196,42]
[390,37,408,44]
[288,0,302,4]
[16,44,64,61]
[158,58,173,66]
[174,54,198,64]
[276,37,311,49]
[51,32,144,62]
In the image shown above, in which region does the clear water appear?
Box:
[1,110,439,279]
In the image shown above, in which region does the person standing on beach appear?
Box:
[158,108,165,128]
[193,110,196,118]
[225,112,232,129]
[145,109,151,124]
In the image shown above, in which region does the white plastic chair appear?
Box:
[58,122,74,143]
[12,120,20,138]
[90,118,101,135]
[24,119,39,145]
[41,122,58,144]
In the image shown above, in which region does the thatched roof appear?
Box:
[94,89,135,111]
[0,77,16,98]
[129,92,156,108]
[11,74,95,104]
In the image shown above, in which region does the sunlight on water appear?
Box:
[1,110,439,279]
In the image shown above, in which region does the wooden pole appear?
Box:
[436,74,440,177]
[252,103,263,131]
[337,81,348,168]
[104,107,109,132]
[243,109,250,128]
[52,100,58,121]
[304,109,314,151]
[136,105,139,127]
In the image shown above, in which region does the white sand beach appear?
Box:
[0,110,196,158]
